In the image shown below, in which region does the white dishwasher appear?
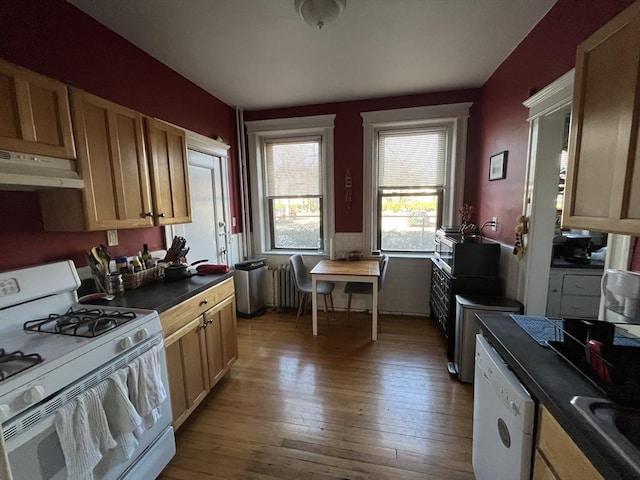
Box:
[473,334,535,480]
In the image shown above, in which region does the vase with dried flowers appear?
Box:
[458,203,476,237]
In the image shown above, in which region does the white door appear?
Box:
[170,149,231,265]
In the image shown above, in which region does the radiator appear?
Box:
[275,264,299,311]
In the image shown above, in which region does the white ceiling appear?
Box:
[67,0,557,110]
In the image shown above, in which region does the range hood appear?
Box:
[0,149,84,190]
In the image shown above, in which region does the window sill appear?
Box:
[382,252,437,260]
[255,250,438,261]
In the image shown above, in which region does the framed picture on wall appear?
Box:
[489,151,508,181]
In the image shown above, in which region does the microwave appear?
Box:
[434,229,500,277]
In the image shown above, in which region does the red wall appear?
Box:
[473,0,635,245]
[0,0,238,271]
[244,89,481,232]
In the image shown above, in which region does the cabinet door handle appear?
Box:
[157,212,165,218]
[207,319,214,325]
[143,211,153,217]
[200,300,209,306]
[200,322,207,329]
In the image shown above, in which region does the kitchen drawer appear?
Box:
[560,295,601,318]
[161,277,235,337]
[562,274,602,296]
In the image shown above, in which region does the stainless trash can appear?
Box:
[452,295,523,383]
[234,258,267,318]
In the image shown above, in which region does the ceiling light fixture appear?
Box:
[295,0,346,30]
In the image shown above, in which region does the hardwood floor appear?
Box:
[159,310,475,480]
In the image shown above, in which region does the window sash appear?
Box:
[268,197,323,250]
[265,137,322,197]
[377,127,447,189]
[377,189,443,252]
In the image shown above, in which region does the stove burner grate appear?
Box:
[24,307,137,338]
[0,349,44,381]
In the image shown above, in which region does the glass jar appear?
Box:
[115,256,128,273]
[106,273,125,295]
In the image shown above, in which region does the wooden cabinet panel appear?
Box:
[535,406,603,480]
[204,310,225,386]
[204,294,238,386]
[0,58,75,158]
[532,450,558,480]
[146,117,191,225]
[563,1,640,235]
[220,297,238,368]
[39,88,154,231]
[161,279,237,430]
[164,337,187,425]
[161,277,234,338]
[164,316,209,429]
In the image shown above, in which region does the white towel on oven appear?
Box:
[94,369,143,477]
[127,344,167,435]
[55,386,117,480]
[56,370,144,480]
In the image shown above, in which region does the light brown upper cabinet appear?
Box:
[40,90,192,231]
[145,118,191,225]
[40,88,155,230]
[563,1,640,235]
[0,58,76,159]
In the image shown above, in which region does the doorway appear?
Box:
[169,149,232,265]
[520,71,574,315]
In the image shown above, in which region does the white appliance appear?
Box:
[473,335,535,480]
[0,149,84,190]
[0,260,175,479]
[602,269,640,323]
[453,295,522,383]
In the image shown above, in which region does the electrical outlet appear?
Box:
[106,229,119,246]
[0,278,20,297]
[491,217,498,231]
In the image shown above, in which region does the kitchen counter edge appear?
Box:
[85,271,235,313]
[476,313,637,480]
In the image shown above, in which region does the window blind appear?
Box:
[265,138,321,197]
[378,127,447,188]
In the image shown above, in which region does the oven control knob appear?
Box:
[136,328,149,341]
[120,336,133,350]
[23,385,45,405]
[0,404,10,422]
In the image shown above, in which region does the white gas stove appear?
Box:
[0,260,174,480]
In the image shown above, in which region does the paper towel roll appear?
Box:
[329,238,336,260]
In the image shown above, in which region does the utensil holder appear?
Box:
[122,265,164,289]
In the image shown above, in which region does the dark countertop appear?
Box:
[551,258,605,270]
[82,271,235,313]
[476,313,637,480]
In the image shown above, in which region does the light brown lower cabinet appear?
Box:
[161,279,238,430]
[533,406,603,480]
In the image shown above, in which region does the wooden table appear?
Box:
[310,259,381,341]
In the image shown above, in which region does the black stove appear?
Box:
[0,349,43,381]
[24,307,138,338]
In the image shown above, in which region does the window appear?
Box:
[265,138,322,249]
[377,127,446,251]
[362,103,472,253]
[246,115,335,253]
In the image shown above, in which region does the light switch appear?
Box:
[106,230,118,246]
